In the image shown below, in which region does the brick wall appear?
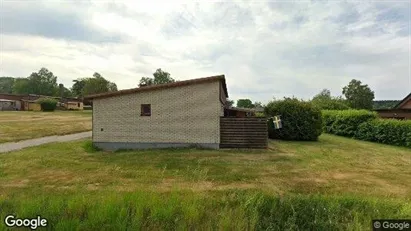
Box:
[93,81,221,144]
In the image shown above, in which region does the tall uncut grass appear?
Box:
[1,190,410,231]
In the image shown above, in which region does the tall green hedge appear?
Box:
[36,98,58,112]
[265,98,322,141]
[322,110,377,137]
[355,119,411,147]
[322,110,411,148]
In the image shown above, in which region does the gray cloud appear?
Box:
[0,1,122,43]
[161,12,199,39]
[267,2,296,12]
[0,1,409,102]
[331,7,360,25]
[376,3,410,37]
[160,2,255,40]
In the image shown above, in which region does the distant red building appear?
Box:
[224,107,264,117]
[0,93,83,111]
[375,93,411,120]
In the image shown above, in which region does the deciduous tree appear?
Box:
[57,84,72,97]
[82,73,118,96]
[311,89,350,110]
[253,101,263,108]
[236,99,254,108]
[0,77,15,93]
[71,79,86,97]
[342,79,375,109]
[153,68,175,85]
[12,78,30,94]
[138,77,154,87]
[26,68,58,96]
[138,68,175,87]
[226,99,235,107]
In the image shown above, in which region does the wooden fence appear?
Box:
[220,117,268,149]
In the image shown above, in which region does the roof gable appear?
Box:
[84,75,228,100]
[394,93,411,109]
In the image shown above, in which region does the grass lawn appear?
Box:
[0,111,92,143]
[0,134,410,230]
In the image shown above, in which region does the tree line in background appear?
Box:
[311,79,375,110]
[230,79,375,111]
[1,67,376,111]
[224,99,263,109]
[0,68,118,98]
[372,100,401,110]
[72,72,118,98]
[0,68,176,98]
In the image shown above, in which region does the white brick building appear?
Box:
[85,75,228,150]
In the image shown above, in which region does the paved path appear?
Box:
[0,131,92,153]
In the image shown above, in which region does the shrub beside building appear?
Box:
[265,98,322,141]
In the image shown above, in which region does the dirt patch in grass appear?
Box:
[86,183,101,191]
[370,178,407,196]
[2,179,30,188]
[332,172,359,180]
[295,177,329,184]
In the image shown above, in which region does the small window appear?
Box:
[141,104,151,116]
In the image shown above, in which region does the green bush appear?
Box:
[322,110,377,137]
[355,119,411,148]
[255,112,265,117]
[265,98,322,141]
[312,99,350,110]
[323,110,411,148]
[36,98,58,112]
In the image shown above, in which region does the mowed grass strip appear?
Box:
[0,134,410,199]
[0,111,92,143]
[0,134,410,229]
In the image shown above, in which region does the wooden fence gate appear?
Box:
[220,117,268,149]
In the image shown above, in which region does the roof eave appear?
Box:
[394,93,411,109]
[84,75,227,100]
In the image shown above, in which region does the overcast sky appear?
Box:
[0,1,410,102]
